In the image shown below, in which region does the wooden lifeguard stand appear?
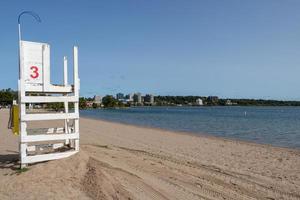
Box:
[18,12,80,168]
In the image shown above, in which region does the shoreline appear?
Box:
[1,109,300,199]
[81,115,300,153]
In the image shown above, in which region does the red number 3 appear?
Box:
[30,66,39,79]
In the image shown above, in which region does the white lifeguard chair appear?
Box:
[17,12,80,168]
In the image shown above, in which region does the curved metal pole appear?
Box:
[18,11,41,41]
[17,11,41,79]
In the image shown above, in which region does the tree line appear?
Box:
[1,89,300,109]
[0,88,17,106]
[155,96,300,106]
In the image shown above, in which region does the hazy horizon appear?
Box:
[1,0,300,100]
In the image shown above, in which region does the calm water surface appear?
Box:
[80,106,300,149]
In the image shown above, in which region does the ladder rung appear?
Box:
[22,113,79,121]
[22,133,79,142]
[22,96,78,103]
[24,84,73,93]
[22,150,78,164]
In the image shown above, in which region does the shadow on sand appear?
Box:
[0,153,19,170]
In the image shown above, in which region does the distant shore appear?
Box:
[0,109,300,199]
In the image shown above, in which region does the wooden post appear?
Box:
[73,46,80,151]
[63,56,70,145]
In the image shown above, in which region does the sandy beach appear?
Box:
[0,109,299,200]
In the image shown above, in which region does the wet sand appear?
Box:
[0,109,299,199]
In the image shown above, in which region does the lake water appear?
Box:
[80,106,300,149]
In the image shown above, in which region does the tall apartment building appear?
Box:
[144,94,154,105]
[116,93,124,100]
[125,93,134,102]
[133,92,142,104]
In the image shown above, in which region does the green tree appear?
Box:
[92,103,99,109]
[47,102,64,111]
[0,88,17,106]
[79,97,87,109]
[102,95,118,108]
[117,101,125,107]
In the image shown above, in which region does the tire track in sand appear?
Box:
[118,146,300,200]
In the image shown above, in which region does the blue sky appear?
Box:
[1,0,300,100]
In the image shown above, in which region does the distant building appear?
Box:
[86,101,94,108]
[195,98,203,106]
[116,93,124,100]
[225,99,233,106]
[208,96,219,104]
[93,95,102,104]
[125,93,134,102]
[144,94,154,105]
[133,92,142,104]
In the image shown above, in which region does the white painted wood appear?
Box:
[73,47,80,97]
[18,41,80,168]
[27,145,36,152]
[21,41,45,85]
[24,84,72,93]
[46,127,68,134]
[22,96,77,103]
[73,46,78,91]
[22,133,79,142]
[47,128,54,134]
[63,56,70,145]
[70,47,80,150]
[48,85,73,93]
[20,143,27,166]
[56,127,64,133]
[22,150,78,164]
[53,143,64,149]
[64,56,68,86]
[74,119,79,133]
[64,96,70,144]
[75,139,79,151]
[22,113,79,121]
[43,44,51,91]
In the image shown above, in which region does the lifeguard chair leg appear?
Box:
[63,56,70,145]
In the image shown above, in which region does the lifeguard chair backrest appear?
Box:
[21,40,50,92]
